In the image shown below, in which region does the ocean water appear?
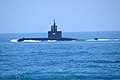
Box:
[0,31,120,80]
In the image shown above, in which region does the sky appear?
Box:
[0,0,120,33]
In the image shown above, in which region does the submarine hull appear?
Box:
[17,38,79,42]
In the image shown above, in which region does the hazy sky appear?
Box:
[0,0,120,33]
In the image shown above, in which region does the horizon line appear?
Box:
[0,31,120,34]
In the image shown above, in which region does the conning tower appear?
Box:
[48,19,62,39]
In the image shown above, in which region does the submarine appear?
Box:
[18,19,79,42]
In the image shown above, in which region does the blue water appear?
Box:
[0,32,120,80]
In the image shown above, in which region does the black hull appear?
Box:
[17,37,79,42]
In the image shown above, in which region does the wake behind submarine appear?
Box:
[18,20,79,42]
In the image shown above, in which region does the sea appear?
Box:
[0,31,120,80]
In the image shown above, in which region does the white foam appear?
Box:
[22,40,41,42]
[97,39,110,41]
[10,39,18,42]
[47,40,57,42]
[86,39,96,42]
[86,39,119,42]
[111,39,119,41]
